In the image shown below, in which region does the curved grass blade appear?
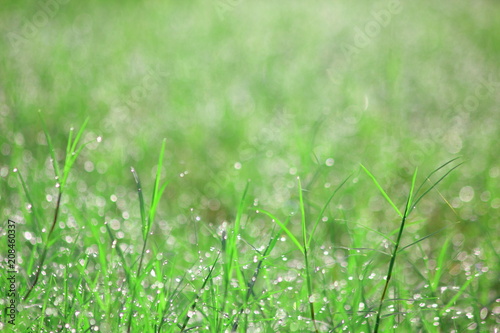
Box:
[307,173,351,249]
[257,209,304,254]
[24,118,91,301]
[181,252,220,332]
[297,177,319,333]
[360,164,403,218]
[373,168,418,332]
[411,161,463,211]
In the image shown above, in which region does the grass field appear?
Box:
[1,0,499,332]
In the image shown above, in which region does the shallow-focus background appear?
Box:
[1,0,499,331]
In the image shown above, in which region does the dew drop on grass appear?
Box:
[276,308,286,320]
[309,294,320,303]
[96,136,102,143]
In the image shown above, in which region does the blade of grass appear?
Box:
[371,159,461,332]
[411,161,464,211]
[397,226,450,253]
[147,138,167,238]
[431,237,450,293]
[360,164,403,218]
[23,119,91,301]
[220,181,250,331]
[439,274,476,316]
[256,209,304,254]
[412,157,461,205]
[180,252,220,332]
[373,168,417,333]
[232,227,281,331]
[127,140,168,332]
[38,111,61,179]
[307,173,351,249]
[297,177,319,333]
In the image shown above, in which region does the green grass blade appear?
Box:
[297,176,319,333]
[181,253,220,332]
[38,111,61,179]
[411,162,463,211]
[412,157,461,204]
[439,274,476,316]
[226,180,250,283]
[147,138,167,236]
[431,237,450,293]
[69,117,89,155]
[257,209,304,254]
[307,174,351,249]
[130,167,147,240]
[374,168,417,333]
[360,164,403,218]
[66,126,74,160]
[298,177,308,249]
[397,226,449,253]
[406,167,418,213]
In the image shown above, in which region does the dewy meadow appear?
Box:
[1,1,499,332]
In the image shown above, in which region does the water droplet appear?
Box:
[234,162,242,170]
[309,294,319,303]
[13,168,18,173]
[96,136,102,143]
[325,158,335,166]
[459,186,475,202]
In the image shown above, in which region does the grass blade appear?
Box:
[360,164,403,218]
[411,161,463,211]
[373,168,417,332]
[181,252,220,332]
[23,118,90,301]
[257,209,304,254]
[131,167,147,240]
[307,173,351,249]
[38,111,61,180]
[297,177,319,333]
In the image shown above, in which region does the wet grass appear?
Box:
[1,0,499,332]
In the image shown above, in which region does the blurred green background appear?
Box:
[0,0,499,329]
[2,0,499,229]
